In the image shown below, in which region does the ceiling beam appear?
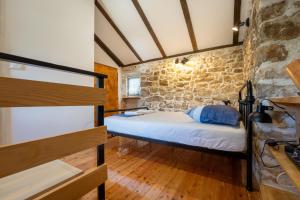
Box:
[94,34,124,67]
[95,0,142,62]
[131,0,166,57]
[233,0,241,44]
[180,0,198,51]
[123,42,243,67]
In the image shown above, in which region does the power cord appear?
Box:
[260,139,280,168]
[260,139,297,168]
[276,171,296,188]
[262,99,296,121]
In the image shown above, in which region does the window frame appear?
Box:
[126,76,141,97]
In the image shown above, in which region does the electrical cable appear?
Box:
[260,139,280,168]
[276,171,296,188]
[262,99,296,121]
[260,139,297,168]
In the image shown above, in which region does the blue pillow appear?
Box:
[200,105,241,126]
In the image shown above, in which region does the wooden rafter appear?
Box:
[123,42,243,67]
[180,0,198,51]
[233,0,241,44]
[95,0,142,62]
[131,0,166,57]
[94,34,124,67]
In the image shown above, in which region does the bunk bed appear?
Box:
[105,81,255,191]
[0,52,107,200]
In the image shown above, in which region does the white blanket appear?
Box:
[105,111,246,152]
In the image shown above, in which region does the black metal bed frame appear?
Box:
[0,52,107,200]
[106,80,255,191]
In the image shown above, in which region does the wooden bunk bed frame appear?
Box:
[106,80,256,191]
[0,52,107,200]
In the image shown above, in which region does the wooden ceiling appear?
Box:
[95,0,250,67]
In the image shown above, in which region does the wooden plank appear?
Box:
[95,0,142,62]
[269,146,300,191]
[94,34,124,66]
[0,160,82,200]
[0,77,106,107]
[271,97,300,107]
[123,42,243,67]
[260,184,300,200]
[63,137,261,199]
[0,126,107,178]
[131,0,166,57]
[180,0,198,51]
[233,0,241,44]
[286,59,300,91]
[35,164,107,200]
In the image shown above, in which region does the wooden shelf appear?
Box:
[260,184,300,200]
[271,96,300,107]
[0,160,82,200]
[269,146,300,191]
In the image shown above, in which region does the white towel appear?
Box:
[124,111,141,116]
[124,110,155,116]
[137,109,155,114]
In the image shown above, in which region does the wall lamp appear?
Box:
[232,18,250,32]
[175,57,190,65]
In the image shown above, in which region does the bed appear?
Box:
[104,80,255,191]
[105,111,246,152]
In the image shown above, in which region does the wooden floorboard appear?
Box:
[62,137,261,200]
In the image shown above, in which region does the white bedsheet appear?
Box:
[104,111,246,152]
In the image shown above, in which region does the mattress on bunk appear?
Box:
[104,111,246,152]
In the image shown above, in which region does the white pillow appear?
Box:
[188,106,205,122]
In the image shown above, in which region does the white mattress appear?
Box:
[104,111,246,152]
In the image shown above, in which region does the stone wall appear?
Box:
[244,0,300,194]
[244,0,300,98]
[121,46,244,111]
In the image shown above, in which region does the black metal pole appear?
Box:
[96,77,105,200]
[246,115,253,191]
[246,80,255,192]
[0,52,107,79]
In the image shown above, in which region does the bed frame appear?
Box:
[106,80,255,191]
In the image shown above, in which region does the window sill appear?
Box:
[122,96,141,99]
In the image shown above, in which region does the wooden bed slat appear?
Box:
[0,126,107,178]
[0,77,106,107]
[34,164,107,200]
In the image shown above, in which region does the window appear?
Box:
[127,77,141,96]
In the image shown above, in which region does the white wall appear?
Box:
[94,42,118,67]
[0,0,95,144]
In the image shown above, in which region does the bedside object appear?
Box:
[284,144,300,168]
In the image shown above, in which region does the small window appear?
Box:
[127,77,141,96]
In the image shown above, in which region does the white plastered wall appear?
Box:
[0,0,95,144]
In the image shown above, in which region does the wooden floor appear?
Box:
[63,136,261,200]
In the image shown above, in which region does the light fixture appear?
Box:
[250,102,273,123]
[175,57,190,65]
[232,18,250,32]
[232,26,239,32]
